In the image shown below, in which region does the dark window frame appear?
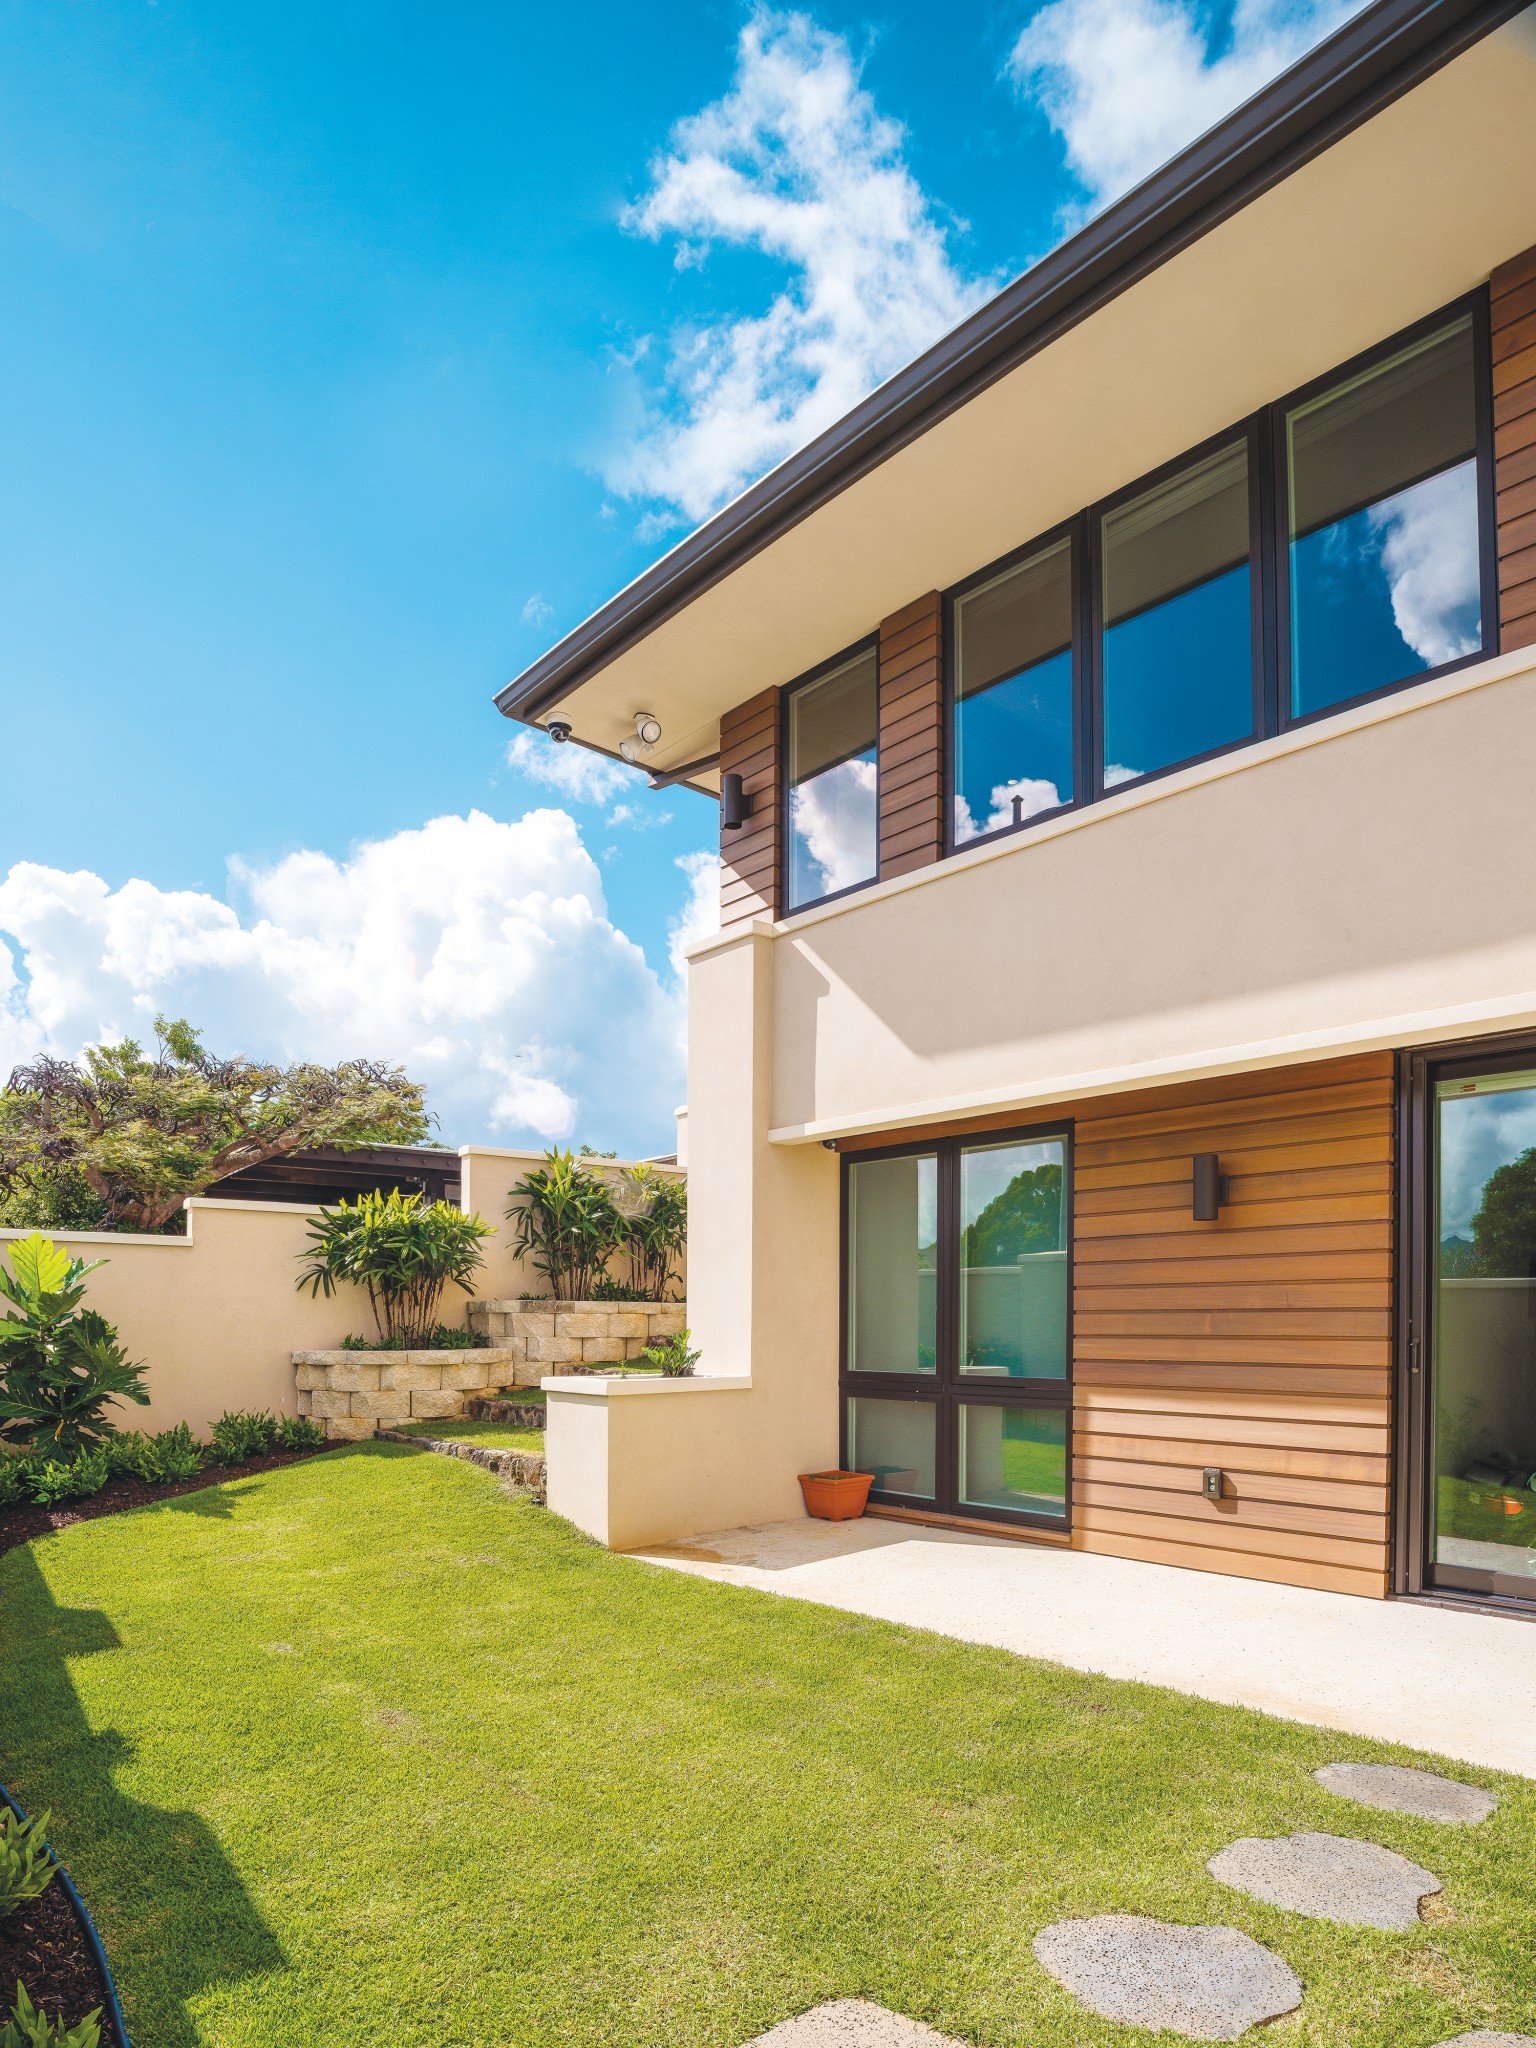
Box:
[937,288,1497,856]
[781,634,882,916]
[838,1121,1074,1533]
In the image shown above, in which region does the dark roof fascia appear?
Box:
[496,0,1529,727]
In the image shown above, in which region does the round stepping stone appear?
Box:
[744,2001,967,2046]
[1033,1915,1302,2041]
[1315,1762,1497,1825]
[1208,1832,1441,1929]
[1430,2036,1536,2047]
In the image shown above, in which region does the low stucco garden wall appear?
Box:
[298,1301,686,1440]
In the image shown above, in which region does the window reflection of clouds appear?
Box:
[1439,1082,1536,1239]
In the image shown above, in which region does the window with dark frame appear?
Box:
[784,643,879,912]
[842,1128,1072,1529]
[938,292,1496,859]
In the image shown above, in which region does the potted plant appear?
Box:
[798,1469,874,1520]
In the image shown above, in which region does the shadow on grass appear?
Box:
[0,1545,286,2048]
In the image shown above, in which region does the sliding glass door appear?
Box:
[1415,1056,1536,1602]
[842,1126,1071,1529]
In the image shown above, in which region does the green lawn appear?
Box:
[395,1416,545,1453]
[2,1446,1533,2048]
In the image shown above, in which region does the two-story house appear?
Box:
[499,0,1536,1618]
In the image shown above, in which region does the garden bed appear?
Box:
[0,1445,329,1560]
[0,1792,127,2047]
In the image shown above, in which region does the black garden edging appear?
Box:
[0,1785,131,2047]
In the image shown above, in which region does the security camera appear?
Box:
[545,717,573,744]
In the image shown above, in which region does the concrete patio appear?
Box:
[633,1518,1534,1778]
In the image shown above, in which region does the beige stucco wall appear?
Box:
[459,1147,686,1300]
[0,1199,353,1435]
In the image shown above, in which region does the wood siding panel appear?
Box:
[877,593,942,875]
[1495,246,1536,651]
[1071,1051,1394,1597]
[718,686,782,927]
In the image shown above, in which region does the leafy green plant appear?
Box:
[0,1457,34,1509]
[0,1015,429,1233]
[297,1190,492,1349]
[617,1167,687,1301]
[589,1275,649,1302]
[339,1324,483,1351]
[102,1423,206,1485]
[639,1328,700,1378]
[274,1413,324,1451]
[0,1810,56,1921]
[0,1236,148,1458]
[0,1982,100,2048]
[508,1150,623,1301]
[24,1446,108,1507]
[209,1410,280,1465]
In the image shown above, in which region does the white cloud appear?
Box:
[668,851,720,981]
[1368,461,1482,670]
[789,757,877,897]
[505,729,641,805]
[520,593,554,628]
[954,774,1064,843]
[1006,0,1359,215]
[0,811,710,1157]
[608,7,990,524]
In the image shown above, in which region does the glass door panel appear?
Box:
[847,1397,936,1504]
[847,1152,938,1376]
[957,1404,1067,1519]
[1430,1069,1536,1597]
[958,1137,1068,1377]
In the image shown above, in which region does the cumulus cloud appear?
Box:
[1006,0,1358,215]
[954,774,1064,843]
[505,729,641,806]
[1368,461,1482,670]
[668,850,721,979]
[789,757,877,897]
[0,811,708,1156]
[608,7,990,524]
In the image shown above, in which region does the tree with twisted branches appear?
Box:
[0,1017,430,1232]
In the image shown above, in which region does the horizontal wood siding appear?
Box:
[719,686,781,927]
[1494,244,1536,653]
[878,593,943,878]
[1073,1052,1394,1598]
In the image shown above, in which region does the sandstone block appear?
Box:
[295,1389,313,1417]
[609,1312,649,1340]
[526,1335,581,1364]
[466,1302,491,1335]
[582,1336,624,1362]
[439,1360,491,1391]
[378,1362,442,1391]
[410,1389,464,1419]
[511,1312,555,1340]
[558,1311,608,1339]
[323,1416,374,1442]
[310,1388,354,1419]
[294,1363,323,1391]
[352,1390,411,1420]
[325,1361,382,1393]
[647,1309,685,1337]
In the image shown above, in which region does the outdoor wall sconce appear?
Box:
[1202,1466,1226,1503]
[720,771,751,830]
[1192,1153,1230,1222]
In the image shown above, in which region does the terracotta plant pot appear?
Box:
[798,1469,873,1521]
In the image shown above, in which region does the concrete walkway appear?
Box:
[632,1519,1534,1777]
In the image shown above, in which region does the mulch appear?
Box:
[0,1444,329,1559]
[0,1865,123,2046]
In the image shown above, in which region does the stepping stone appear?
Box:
[1208,1832,1441,1929]
[743,2001,968,2046]
[1032,1915,1302,2041]
[1429,2037,1536,2047]
[1315,1762,1498,1825]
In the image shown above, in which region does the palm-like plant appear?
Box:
[507,1150,624,1301]
[618,1167,686,1300]
[296,1190,491,1349]
[0,1234,148,1457]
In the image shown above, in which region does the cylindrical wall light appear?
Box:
[720,771,750,830]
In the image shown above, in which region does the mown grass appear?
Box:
[395,1416,545,1452]
[2,1444,1533,2048]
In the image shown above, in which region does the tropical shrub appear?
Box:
[0,1237,148,1458]
[274,1413,324,1451]
[24,1447,108,1507]
[297,1190,491,1349]
[0,1015,429,1233]
[0,1810,56,1921]
[208,1410,280,1465]
[617,1166,686,1300]
[339,1324,483,1351]
[639,1328,700,1378]
[142,1423,202,1483]
[0,1983,100,2048]
[0,1458,33,1509]
[507,1151,623,1301]
[589,1275,649,1302]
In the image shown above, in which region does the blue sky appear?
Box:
[0,0,1352,1153]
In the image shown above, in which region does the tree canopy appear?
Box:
[0,1017,429,1232]
[963,1163,1064,1267]
[1468,1145,1536,1279]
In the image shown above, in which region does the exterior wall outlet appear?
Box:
[1202,1466,1225,1503]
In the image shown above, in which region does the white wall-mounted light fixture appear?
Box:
[619,711,663,763]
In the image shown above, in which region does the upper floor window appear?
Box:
[1098,437,1256,788]
[952,535,1075,845]
[1284,312,1482,719]
[785,643,878,911]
